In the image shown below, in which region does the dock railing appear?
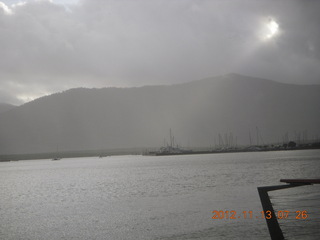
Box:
[257,179,320,240]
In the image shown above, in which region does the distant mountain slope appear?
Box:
[0,74,319,154]
[0,103,16,114]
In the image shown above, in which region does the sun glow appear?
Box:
[260,18,279,41]
[266,20,279,38]
[0,2,13,15]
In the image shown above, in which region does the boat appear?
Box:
[149,145,193,156]
[52,144,62,160]
[146,129,193,156]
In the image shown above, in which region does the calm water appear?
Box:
[1,150,319,240]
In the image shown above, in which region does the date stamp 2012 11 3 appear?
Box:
[211,210,308,220]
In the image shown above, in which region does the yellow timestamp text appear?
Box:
[211,210,308,220]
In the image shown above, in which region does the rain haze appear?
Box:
[1,1,320,240]
[0,0,320,105]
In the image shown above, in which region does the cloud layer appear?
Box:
[1,0,320,104]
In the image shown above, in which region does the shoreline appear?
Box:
[145,144,320,156]
[1,143,320,162]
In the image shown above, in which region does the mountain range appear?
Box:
[0,74,319,155]
[0,103,16,114]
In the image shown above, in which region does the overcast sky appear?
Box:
[0,0,319,105]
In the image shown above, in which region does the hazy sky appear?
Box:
[1,0,319,105]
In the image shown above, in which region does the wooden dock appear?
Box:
[258,179,320,240]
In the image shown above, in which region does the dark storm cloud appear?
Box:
[0,0,319,104]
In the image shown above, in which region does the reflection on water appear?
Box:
[0,150,319,239]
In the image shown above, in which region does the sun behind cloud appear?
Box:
[259,18,280,41]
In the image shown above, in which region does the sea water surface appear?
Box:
[1,150,320,240]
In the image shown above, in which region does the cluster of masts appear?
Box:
[145,127,320,156]
[212,127,262,149]
[159,129,185,153]
[282,130,318,145]
[214,133,238,149]
[164,127,319,150]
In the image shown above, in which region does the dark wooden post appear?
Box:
[258,179,319,240]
